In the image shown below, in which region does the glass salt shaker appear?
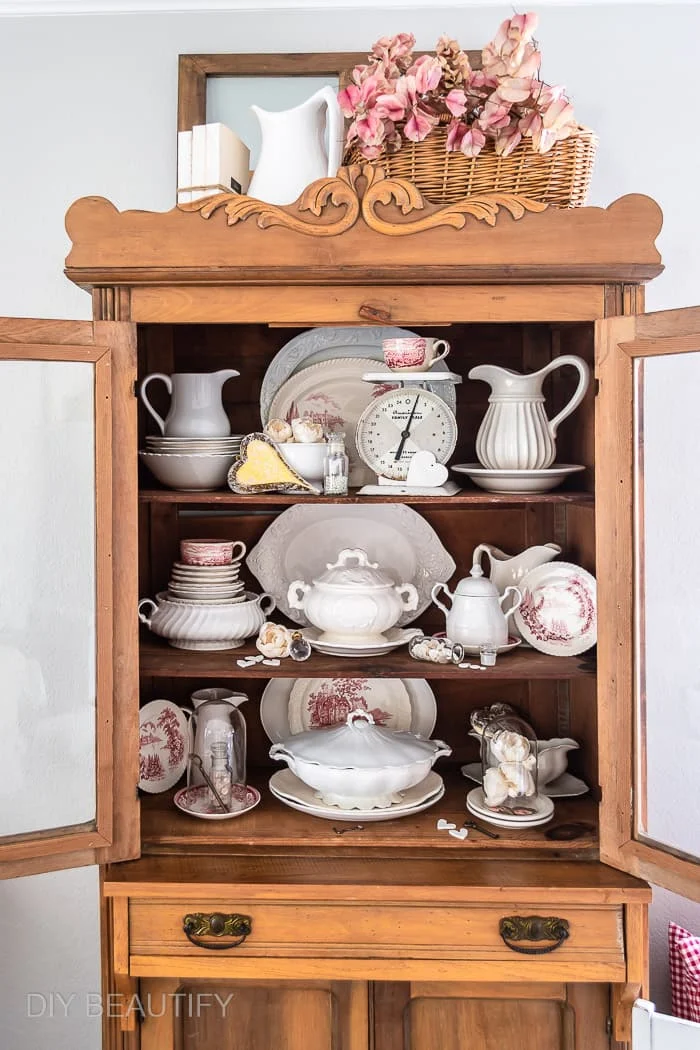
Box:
[323,431,349,496]
[209,740,232,811]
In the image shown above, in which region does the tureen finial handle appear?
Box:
[346,709,375,729]
[327,548,379,571]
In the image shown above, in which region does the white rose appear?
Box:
[256,622,292,658]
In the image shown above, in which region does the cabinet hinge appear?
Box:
[594,378,600,397]
[132,380,139,397]
[606,1016,613,1036]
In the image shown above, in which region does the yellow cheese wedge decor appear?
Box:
[228,433,320,494]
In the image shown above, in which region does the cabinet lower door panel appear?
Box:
[373,982,611,1050]
[138,978,368,1050]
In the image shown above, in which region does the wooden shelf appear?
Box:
[138,488,594,508]
[140,768,598,857]
[139,636,595,679]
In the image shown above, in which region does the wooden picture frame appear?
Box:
[177,52,369,133]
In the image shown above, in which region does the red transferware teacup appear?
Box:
[382,337,450,373]
[180,539,246,566]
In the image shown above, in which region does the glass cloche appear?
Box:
[477,710,539,815]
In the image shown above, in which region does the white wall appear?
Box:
[0,5,698,1047]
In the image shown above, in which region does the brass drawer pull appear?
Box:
[183,912,252,950]
[499,915,570,955]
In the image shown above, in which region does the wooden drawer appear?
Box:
[127,898,625,982]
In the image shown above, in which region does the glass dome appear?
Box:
[189,698,247,813]
[479,711,539,815]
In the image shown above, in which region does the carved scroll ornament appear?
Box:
[180,164,547,237]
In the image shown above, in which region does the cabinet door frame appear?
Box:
[596,305,700,901]
[0,317,140,878]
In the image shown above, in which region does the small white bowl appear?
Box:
[278,442,327,483]
[139,451,236,491]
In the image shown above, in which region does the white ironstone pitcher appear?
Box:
[469,356,590,470]
[247,86,343,206]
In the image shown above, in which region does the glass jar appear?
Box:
[323,431,349,496]
[479,712,538,815]
[189,698,247,812]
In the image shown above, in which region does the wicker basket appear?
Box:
[346,124,597,208]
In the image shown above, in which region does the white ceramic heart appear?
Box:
[436,818,456,831]
[449,827,469,840]
[406,450,449,488]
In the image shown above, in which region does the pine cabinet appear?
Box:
[1,170,698,1049]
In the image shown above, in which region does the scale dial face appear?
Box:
[355,387,458,481]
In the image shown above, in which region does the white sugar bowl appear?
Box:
[269,709,451,809]
[431,565,522,648]
[287,548,419,644]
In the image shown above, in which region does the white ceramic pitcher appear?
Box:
[139,369,239,437]
[247,86,344,206]
[472,542,562,640]
[469,355,590,470]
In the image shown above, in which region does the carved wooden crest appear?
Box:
[180,164,548,238]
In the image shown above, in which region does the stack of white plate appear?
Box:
[139,435,245,491]
[466,787,554,829]
[145,434,244,456]
[269,768,445,822]
[166,561,246,604]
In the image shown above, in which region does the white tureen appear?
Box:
[287,548,419,644]
[269,709,451,809]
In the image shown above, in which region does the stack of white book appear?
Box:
[177,123,251,203]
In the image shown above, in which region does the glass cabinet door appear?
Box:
[597,306,700,901]
[0,318,138,877]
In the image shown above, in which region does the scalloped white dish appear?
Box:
[269,769,444,822]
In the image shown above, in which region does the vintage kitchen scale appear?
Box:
[355,371,462,495]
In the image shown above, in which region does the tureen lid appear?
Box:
[313,548,396,590]
[454,564,500,597]
[276,709,450,768]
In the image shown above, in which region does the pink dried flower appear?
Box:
[494,122,523,156]
[377,75,437,142]
[339,15,577,162]
[409,54,443,95]
[446,120,468,151]
[477,98,512,131]
[459,126,486,157]
[483,12,540,78]
[445,88,467,117]
[446,121,485,157]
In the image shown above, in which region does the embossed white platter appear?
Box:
[246,503,456,627]
[269,769,445,821]
[260,677,437,743]
[514,562,597,656]
[268,359,385,485]
[260,325,456,421]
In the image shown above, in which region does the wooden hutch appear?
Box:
[2,164,699,1049]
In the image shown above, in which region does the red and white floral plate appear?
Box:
[261,677,437,743]
[138,699,189,793]
[514,562,597,657]
[173,784,261,820]
[288,678,412,735]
